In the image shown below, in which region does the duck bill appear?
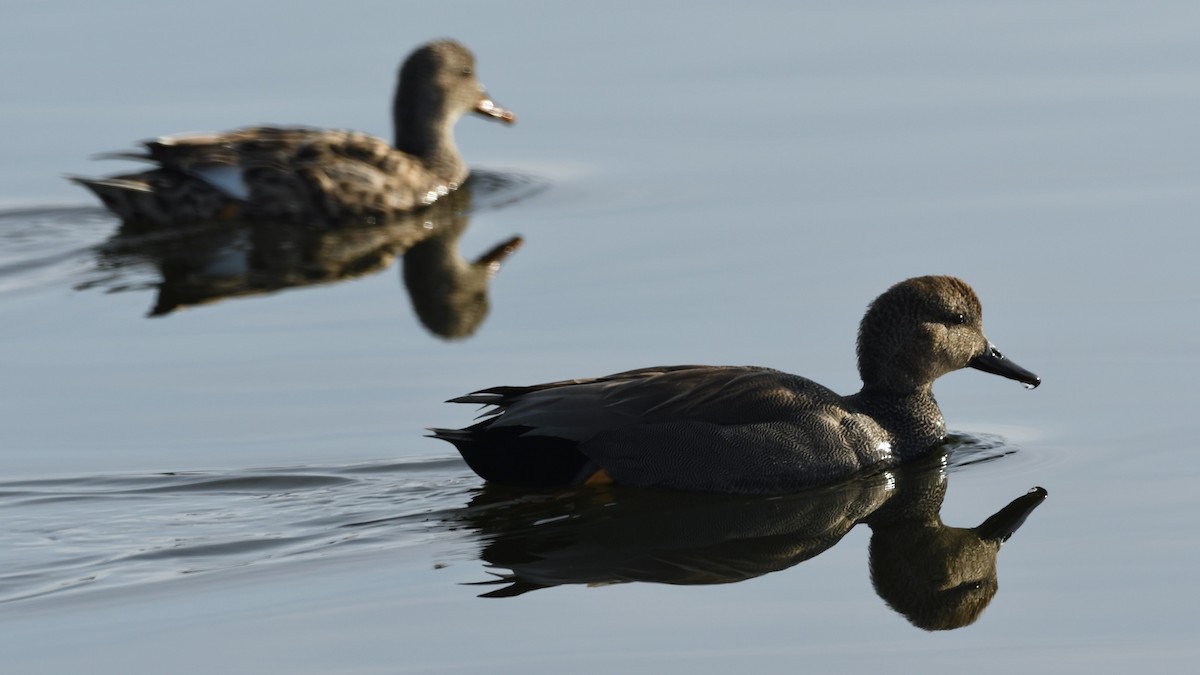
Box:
[475,96,516,124]
[475,235,524,269]
[969,342,1041,388]
[974,487,1048,543]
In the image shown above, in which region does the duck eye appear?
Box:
[461,66,473,77]
[955,313,966,325]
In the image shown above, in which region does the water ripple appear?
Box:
[0,435,1024,606]
[0,169,548,303]
[0,456,476,605]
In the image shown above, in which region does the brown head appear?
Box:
[856,276,1040,394]
[392,40,515,181]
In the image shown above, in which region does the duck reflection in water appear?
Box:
[79,181,523,339]
[458,444,1046,631]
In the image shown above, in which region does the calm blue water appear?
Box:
[3,1,1199,672]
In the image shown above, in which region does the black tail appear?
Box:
[429,424,591,488]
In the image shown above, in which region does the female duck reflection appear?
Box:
[81,181,522,339]
[457,443,1046,631]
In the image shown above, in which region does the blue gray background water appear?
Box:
[3,1,1198,672]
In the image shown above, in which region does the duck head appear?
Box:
[869,486,1048,630]
[856,276,1040,394]
[392,40,516,182]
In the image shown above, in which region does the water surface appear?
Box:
[3,1,1199,673]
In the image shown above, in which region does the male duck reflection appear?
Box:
[433,276,1041,492]
[70,40,514,226]
[461,450,1047,630]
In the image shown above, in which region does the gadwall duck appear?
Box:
[431,276,1041,493]
[70,40,514,226]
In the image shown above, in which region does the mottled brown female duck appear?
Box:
[71,40,515,226]
[432,276,1041,493]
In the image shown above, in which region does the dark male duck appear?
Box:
[432,276,1040,493]
[71,40,515,226]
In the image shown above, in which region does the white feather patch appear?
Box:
[192,165,251,200]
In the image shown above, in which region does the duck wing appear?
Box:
[457,365,827,432]
[85,128,442,223]
[450,366,890,492]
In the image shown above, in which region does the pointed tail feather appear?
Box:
[91,151,155,163]
[66,174,159,222]
[427,427,474,442]
[66,175,153,193]
[447,384,550,406]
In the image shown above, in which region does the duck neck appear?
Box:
[848,386,946,458]
[393,98,467,185]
